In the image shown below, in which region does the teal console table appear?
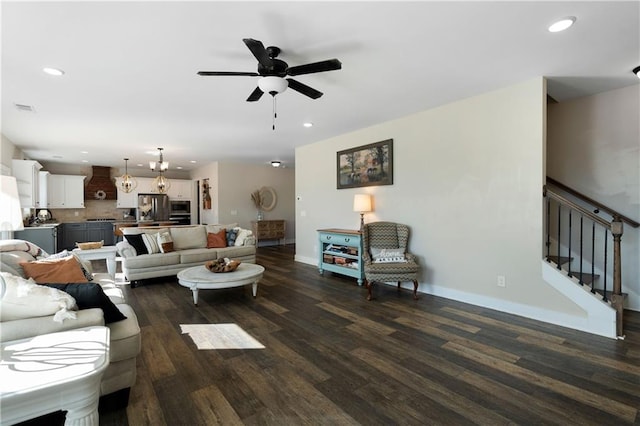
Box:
[317,228,364,286]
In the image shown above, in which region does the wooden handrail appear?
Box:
[546,176,639,228]
[544,186,611,228]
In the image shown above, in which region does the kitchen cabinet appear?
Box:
[12,159,43,209]
[167,179,193,200]
[115,177,138,208]
[38,171,50,209]
[136,177,159,194]
[60,222,114,251]
[317,228,364,285]
[47,175,86,208]
[15,225,60,255]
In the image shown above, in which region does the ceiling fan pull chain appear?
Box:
[272,95,277,130]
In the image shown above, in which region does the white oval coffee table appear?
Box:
[177,263,265,306]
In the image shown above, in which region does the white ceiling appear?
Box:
[2,1,639,172]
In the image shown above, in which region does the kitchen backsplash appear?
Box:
[48,200,131,222]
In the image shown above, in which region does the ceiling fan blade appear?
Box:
[286,78,323,99]
[197,71,259,76]
[286,59,342,76]
[243,38,272,68]
[247,86,264,102]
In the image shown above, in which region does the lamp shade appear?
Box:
[353,194,372,213]
[0,176,25,231]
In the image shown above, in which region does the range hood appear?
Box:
[84,166,117,200]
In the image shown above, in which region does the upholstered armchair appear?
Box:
[362,221,420,301]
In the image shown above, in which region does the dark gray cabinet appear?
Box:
[61,222,114,250]
[14,226,59,254]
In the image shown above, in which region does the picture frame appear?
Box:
[337,139,393,189]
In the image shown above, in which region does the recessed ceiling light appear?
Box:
[176,166,183,170]
[303,122,313,128]
[80,151,88,154]
[137,163,143,167]
[43,67,65,76]
[633,66,640,79]
[190,160,197,163]
[52,155,63,159]
[81,160,88,163]
[548,16,576,33]
[271,161,282,168]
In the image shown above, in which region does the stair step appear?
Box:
[546,255,572,266]
[592,289,628,300]
[569,272,600,285]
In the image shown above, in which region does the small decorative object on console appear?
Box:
[205,258,241,273]
[76,240,104,250]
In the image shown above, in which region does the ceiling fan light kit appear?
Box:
[258,76,288,95]
[633,66,640,78]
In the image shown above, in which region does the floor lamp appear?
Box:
[1,175,25,240]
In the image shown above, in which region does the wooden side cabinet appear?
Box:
[251,220,285,245]
[317,228,364,286]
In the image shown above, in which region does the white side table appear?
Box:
[73,246,118,280]
[0,326,110,426]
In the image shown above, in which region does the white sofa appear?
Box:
[0,239,141,408]
[116,224,256,285]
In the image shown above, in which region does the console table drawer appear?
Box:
[319,232,357,246]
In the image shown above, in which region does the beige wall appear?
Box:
[296,77,587,327]
[547,84,640,310]
[191,161,219,225]
[190,161,295,243]
[1,134,25,174]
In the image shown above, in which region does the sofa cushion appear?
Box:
[171,226,206,250]
[206,223,238,234]
[0,251,36,277]
[124,252,181,269]
[41,283,127,324]
[20,256,89,284]
[216,245,256,259]
[48,250,94,281]
[125,234,148,255]
[0,272,77,322]
[107,304,141,363]
[179,248,218,264]
[207,229,227,248]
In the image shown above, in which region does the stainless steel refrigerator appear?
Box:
[137,193,170,222]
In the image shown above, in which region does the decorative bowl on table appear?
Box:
[205,258,241,273]
[76,240,104,250]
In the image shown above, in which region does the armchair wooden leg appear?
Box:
[412,280,419,300]
[365,279,373,301]
[397,282,401,292]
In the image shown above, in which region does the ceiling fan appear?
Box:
[197,38,342,102]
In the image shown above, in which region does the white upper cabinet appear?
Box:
[167,179,193,200]
[12,159,43,209]
[47,175,86,208]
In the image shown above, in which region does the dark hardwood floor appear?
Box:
[23,245,640,425]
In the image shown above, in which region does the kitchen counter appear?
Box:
[25,223,61,228]
[113,220,178,236]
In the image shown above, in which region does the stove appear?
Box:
[86,218,116,222]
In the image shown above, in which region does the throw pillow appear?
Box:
[48,250,93,281]
[20,256,89,284]
[0,272,77,323]
[142,233,160,254]
[234,227,253,246]
[370,248,407,263]
[207,229,227,248]
[156,231,174,253]
[226,229,238,246]
[125,233,148,255]
[41,283,127,324]
[170,226,207,250]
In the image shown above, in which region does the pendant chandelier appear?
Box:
[119,158,137,193]
[149,147,171,194]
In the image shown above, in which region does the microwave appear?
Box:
[170,200,191,215]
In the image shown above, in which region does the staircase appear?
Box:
[543,177,638,338]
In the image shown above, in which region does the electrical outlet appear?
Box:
[300,210,306,217]
[74,211,79,216]
[497,275,506,287]
[230,210,237,216]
